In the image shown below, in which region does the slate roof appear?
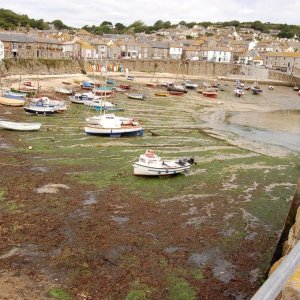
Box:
[0,32,36,43]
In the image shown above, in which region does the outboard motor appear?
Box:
[187,158,196,165]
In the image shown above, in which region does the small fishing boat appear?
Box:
[24,103,56,115]
[81,81,94,90]
[126,93,147,101]
[113,87,126,93]
[62,81,72,85]
[29,97,67,112]
[168,91,185,96]
[107,79,116,85]
[3,91,27,100]
[202,89,218,98]
[84,113,144,137]
[133,149,194,176]
[10,88,36,97]
[155,92,168,97]
[127,75,134,81]
[268,85,274,90]
[146,83,156,88]
[0,120,41,131]
[234,89,244,97]
[120,84,131,90]
[293,85,299,91]
[183,81,198,89]
[251,86,263,95]
[69,92,95,104]
[0,97,25,106]
[93,86,113,96]
[55,87,73,95]
[167,84,188,94]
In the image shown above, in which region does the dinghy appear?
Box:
[133,149,194,176]
[0,120,41,131]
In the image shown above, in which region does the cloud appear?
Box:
[0,0,299,28]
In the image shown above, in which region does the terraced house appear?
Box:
[263,52,300,73]
[0,32,63,59]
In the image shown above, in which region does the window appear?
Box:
[27,45,31,50]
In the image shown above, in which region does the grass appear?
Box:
[47,288,71,300]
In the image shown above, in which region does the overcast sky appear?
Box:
[1,0,299,28]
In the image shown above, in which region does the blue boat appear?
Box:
[3,91,27,100]
[81,81,94,89]
[107,79,116,85]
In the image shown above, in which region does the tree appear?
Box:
[52,19,69,30]
[100,21,112,27]
[153,20,164,31]
[115,22,125,33]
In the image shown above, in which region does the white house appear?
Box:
[0,40,4,61]
[169,43,183,59]
[202,48,232,63]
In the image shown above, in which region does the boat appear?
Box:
[202,90,218,98]
[10,88,36,97]
[107,79,116,85]
[269,85,274,90]
[73,79,82,84]
[146,83,156,88]
[3,91,27,100]
[93,86,113,96]
[154,92,168,97]
[31,97,67,112]
[120,84,131,90]
[0,120,41,131]
[113,87,126,93]
[0,97,25,106]
[127,75,134,81]
[62,81,72,85]
[84,113,144,137]
[133,149,194,176]
[251,86,263,95]
[167,83,188,94]
[55,87,73,95]
[161,81,174,87]
[183,81,198,89]
[168,91,185,96]
[81,81,94,90]
[234,89,244,97]
[293,85,299,91]
[69,92,95,104]
[24,103,56,115]
[126,93,147,101]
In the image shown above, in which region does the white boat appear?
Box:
[133,149,194,176]
[69,92,97,104]
[31,97,67,112]
[234,89,244,97]
[183,81,198,89]
[0,120,41,131]
[55,87,73,95]
[84,113,144,137]
[126,93,147,100]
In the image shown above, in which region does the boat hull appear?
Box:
[133,163,191,176]
[84,126,144,137]
[24,107,55,115]
[0,120,41,131]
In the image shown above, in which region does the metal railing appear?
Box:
[251,240,300,300]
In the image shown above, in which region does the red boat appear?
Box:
[146,83,156,88]
[202,91,218,98]
[120,84,131,90]
[168,91,185,96]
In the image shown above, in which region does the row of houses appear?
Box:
[0,29,299,74]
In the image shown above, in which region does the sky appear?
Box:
[0,0,300,28]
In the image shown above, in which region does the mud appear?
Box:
[0,72,299,299]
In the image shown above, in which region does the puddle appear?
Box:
[199,110,300,152]
[164,246,183,254]
[187,252,214,267]
[35,184,70,194]
[212,258,236,283]
[30,166,48,173]
[83,191,98,205]
[110,216,129,225]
